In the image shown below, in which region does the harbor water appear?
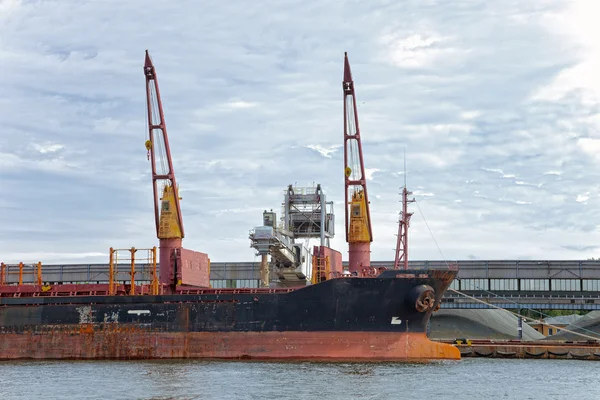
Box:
[1,358,599,399]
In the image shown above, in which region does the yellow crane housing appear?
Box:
[348,189,371,243]
[158,184,183,239]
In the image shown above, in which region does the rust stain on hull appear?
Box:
[0,329,460,361]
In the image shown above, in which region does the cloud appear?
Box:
[481,168,516,179]
[413,190,434,197]
[532,0,600,104]
[379,32,452,68]
[2,0,600,266]
[226,100,258,110]
[577,138,600,157]
[304,144,342,158]
[365,168,380,181]
[32,143,64,154]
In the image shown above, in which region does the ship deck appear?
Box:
[0,283,298,299]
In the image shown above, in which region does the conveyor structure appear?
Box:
[249,184,335,287]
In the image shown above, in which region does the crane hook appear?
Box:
[145,140,152,160]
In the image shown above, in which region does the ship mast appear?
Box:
[343,52,373,274]
[144,50,185,285]
[394,178,415,270]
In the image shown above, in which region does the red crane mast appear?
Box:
[343,52,373,273]
[143,50,185,285]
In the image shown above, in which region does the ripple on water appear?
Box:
[0,358,599,400]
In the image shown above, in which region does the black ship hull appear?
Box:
[0,269,460,361]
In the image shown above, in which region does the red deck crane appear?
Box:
[143,50,186,287]
[143,50,210,291]
[343,52,373,274]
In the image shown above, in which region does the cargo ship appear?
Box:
[0,51,460,361]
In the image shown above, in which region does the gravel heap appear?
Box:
[429,309,545,341]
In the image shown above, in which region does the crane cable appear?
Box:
[144,91,149,159]
[346,95,360,186]
[413,198,600,342]
[150,85,169,178]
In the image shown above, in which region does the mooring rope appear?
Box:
[413,198,600,342]
[447,288,600,342]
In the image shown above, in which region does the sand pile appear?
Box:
[429,309,545,341]
[542,311,600,341]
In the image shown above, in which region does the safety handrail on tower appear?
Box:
[343,52,373,274]
[311,252,331,284]
[144,50,186,287]
[108,247,159,295]
[0,262,42,286]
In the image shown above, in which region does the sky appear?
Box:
[2,0,600,265]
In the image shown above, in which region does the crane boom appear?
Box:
[144,50,185,240]
[343,52,373,273]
